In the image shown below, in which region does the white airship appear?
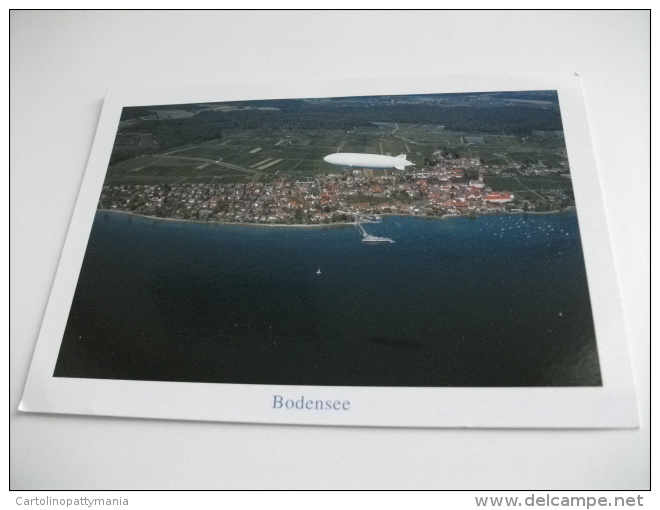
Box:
[323,152,414,171]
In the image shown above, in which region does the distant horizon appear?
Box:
[147,90,561,111]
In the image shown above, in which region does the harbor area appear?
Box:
[355,220,394,243]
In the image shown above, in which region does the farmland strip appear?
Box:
[250,158,273,168]
[257,158,283,170]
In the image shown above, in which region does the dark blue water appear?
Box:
[54,211,601,386]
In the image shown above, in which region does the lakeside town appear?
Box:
[98,151,575,225]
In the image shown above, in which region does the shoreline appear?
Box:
[98,207,570,228]
[98,209,355,228]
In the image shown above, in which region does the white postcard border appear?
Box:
[19,74,639,428]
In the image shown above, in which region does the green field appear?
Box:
[105,123,570,185]
[485,176,574,192]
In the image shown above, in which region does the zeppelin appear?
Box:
[323,152,414,171]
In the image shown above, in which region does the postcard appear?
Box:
[19,74,638,428]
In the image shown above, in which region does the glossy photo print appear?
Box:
[53,91,600,387]
[20,76,638,428]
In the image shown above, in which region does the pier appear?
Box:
[355,221,394,243]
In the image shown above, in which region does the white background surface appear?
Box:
[10,11,649,489]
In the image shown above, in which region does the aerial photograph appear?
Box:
[53,91,602,387]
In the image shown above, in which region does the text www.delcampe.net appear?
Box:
[475,494,644,508]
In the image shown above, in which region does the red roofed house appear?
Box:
[484,192,514,203]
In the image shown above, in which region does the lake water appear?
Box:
[54,210,601,386]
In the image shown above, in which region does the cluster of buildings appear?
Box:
[98,154,572,224]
